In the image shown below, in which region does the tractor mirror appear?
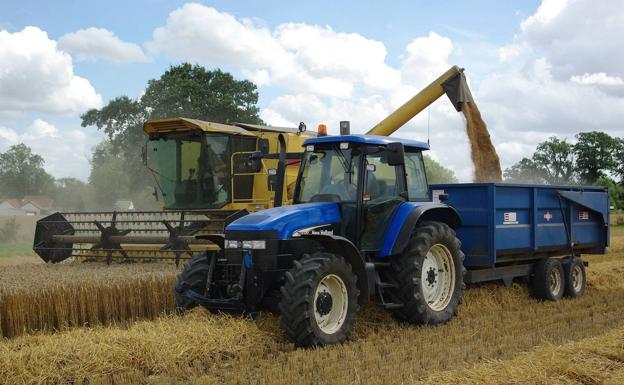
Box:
[387,142,405,166]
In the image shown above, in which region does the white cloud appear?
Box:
[571,73,624,86]
[147,3,399,98]
[0,119,100,180]
[0,26,102,115]
[58,27,148,63]
[513,0,624,80]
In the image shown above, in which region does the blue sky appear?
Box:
[0,0,622,181]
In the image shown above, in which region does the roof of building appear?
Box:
[22,195,53,209]
[303,134,430,150]
[2,198,22,208]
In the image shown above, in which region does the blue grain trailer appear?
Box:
[175,134,611,347]
[431,183,609,286]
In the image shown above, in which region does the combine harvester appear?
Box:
[33,119,315,264]
[32,66,476,265]
[174,68,610,347]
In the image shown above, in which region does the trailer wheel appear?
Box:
[386,221,465,325]
[564,257,586,298]
[279,252,359,347]
[532,258,565,301]
[174,252,211,313]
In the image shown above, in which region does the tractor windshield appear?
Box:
[295,144,362,203]
[150,133,231,209]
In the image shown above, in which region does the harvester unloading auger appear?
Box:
[33,66,499,265]
[367,65,502,182]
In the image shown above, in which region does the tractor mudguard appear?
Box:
[195,234,225,249]
[298,234,371,304]
[379,203,461,257]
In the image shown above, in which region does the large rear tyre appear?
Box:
[386,221,465,325]
[279,252,359,347]
[564,257,586,298]
[174,252,210,313]
[532,258,565,301]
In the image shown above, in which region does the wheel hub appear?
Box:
[426,267,437,286]
[316,291,333,316]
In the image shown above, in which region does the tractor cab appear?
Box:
[293,135,430,252]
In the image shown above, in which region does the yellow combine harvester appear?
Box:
[33,65,473,264]
[34,118,314,264]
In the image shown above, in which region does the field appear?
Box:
[0,229,622,384]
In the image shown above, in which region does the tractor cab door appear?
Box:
[359,148,407,251]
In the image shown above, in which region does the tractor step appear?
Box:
[382,302,404,310]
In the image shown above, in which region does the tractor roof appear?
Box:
[304,134,430,151]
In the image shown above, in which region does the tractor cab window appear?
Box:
[151,133,232,208]
[360,148,406,250]
[295,145,361,203]
[404,151,429,201]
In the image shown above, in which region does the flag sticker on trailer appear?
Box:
[503,212,518,225]
[579,211,589,220]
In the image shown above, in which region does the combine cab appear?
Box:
[33,118,314,264]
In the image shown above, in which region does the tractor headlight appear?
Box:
[251,240,266,249]
[226,240,266,249]
[226,240,240,249]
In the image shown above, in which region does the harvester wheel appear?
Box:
[532,258,565,301]
[563,257,586,298]
[279,252,359,347]
[386,221,465,325]
[174,252,211,313]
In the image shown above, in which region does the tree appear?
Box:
[532,137,574,184]
[504,158,543,183]
[0,144,54,198]
[141,64,262,123]
[504,137,575,184]
[613,138,624,184]
[424,155,458,184]
[88,141,132,209]
[53,177,96,211]
[574,131,619,184]
[595,177,624,210]
[82,64,264,207]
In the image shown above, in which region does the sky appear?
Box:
[0,0,623,181]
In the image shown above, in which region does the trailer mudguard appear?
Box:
[379,202,461,257]
[299,233,370,304]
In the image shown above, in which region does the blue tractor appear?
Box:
[175,133,467,346]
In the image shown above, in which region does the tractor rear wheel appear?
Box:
[279,252,359,347]
[532,258,565,301]
[563,257,586,298]
[385,221,465,325]
[174,252,211,313]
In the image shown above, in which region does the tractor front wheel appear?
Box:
[279,252,359,347]
[174,252,211,313]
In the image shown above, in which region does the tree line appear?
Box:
[0,63,457,211]
[504,132,624,209]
